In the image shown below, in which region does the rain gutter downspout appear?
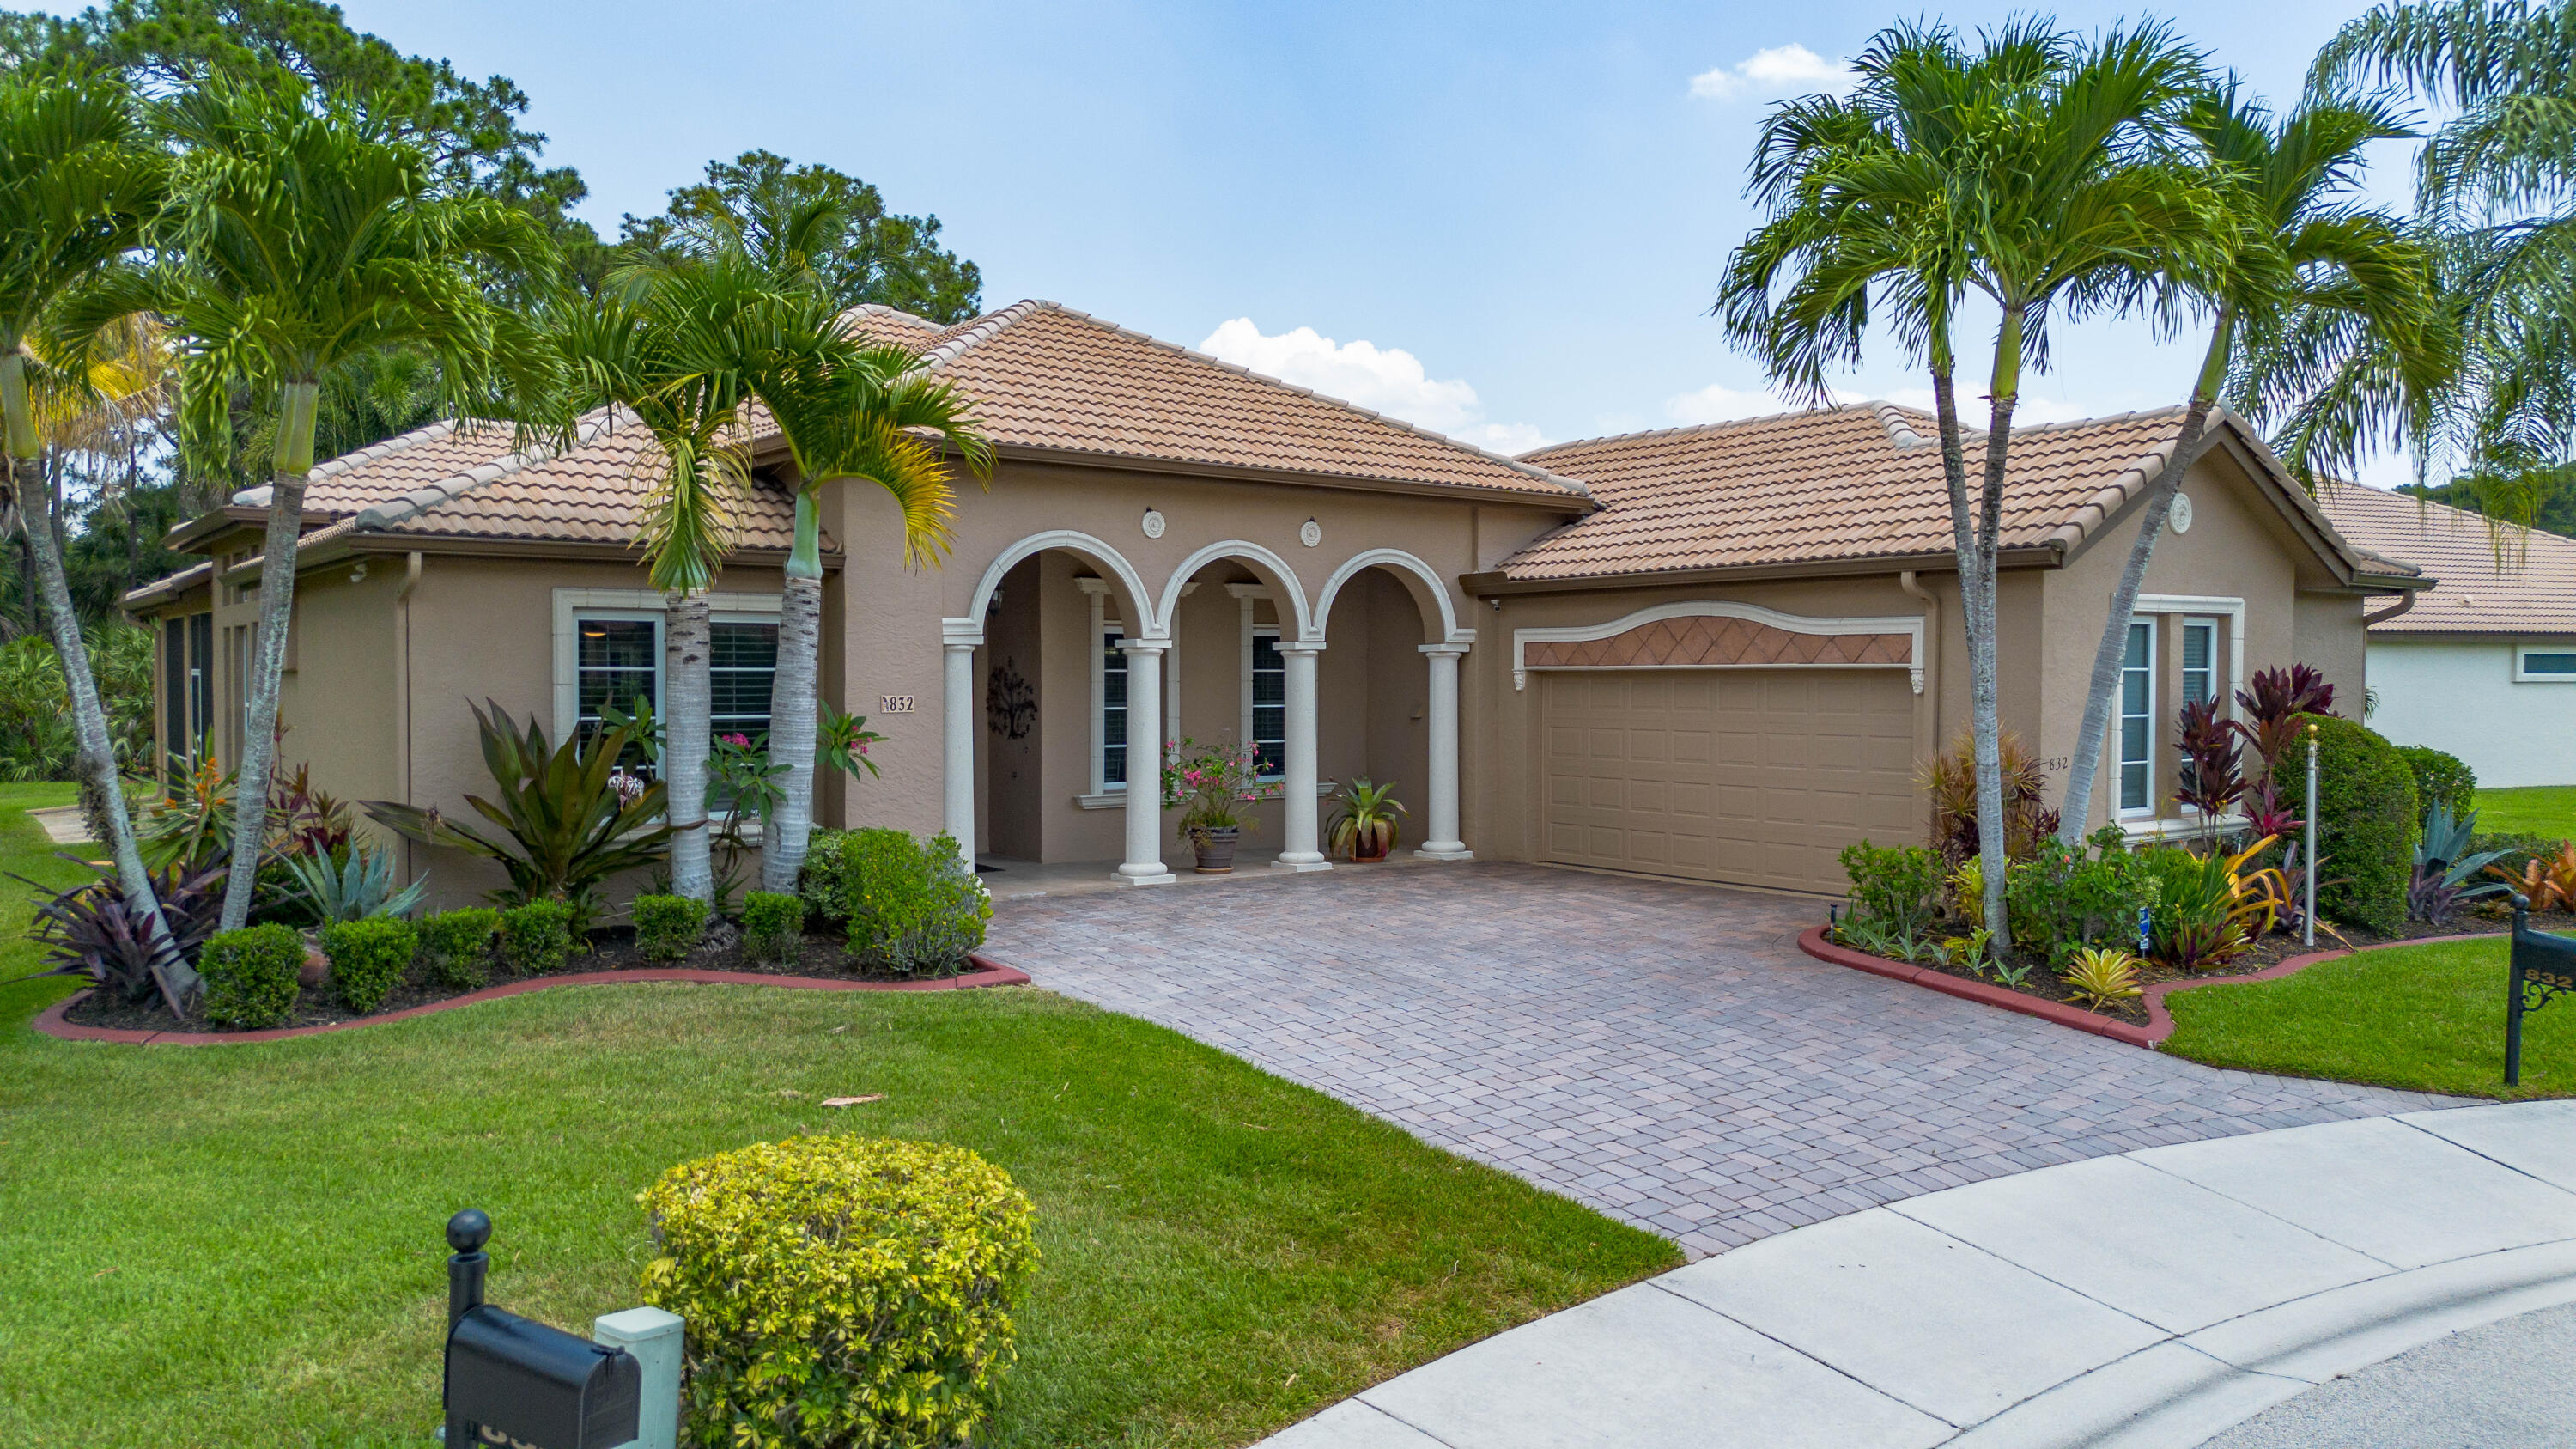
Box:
[1900,569,1941,842]
[397,551,422,882]
[2362,593,2417,627]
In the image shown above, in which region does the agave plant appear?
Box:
[281,843,428,923]
[363,701,673,918]
[2408,803,2511,924]
[10,858,227,1002]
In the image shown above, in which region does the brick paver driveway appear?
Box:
[983,863,2451,1258]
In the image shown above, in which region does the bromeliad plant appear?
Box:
[1326,777,1408,861]
[2489,843,2576,914]
[10,858,226,1004]
[2062,947,2144,1012]
[363,701,672,923]
[2408,802,2512,924]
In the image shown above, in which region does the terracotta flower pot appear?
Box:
[1191,825,1242,874]
[1352,825,1393,863]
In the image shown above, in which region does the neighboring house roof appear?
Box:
[1487,403,2413,588]
[2319,483,2576,638]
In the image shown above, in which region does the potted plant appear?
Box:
[1163,737,1267,872]
[1327,778,1407,862]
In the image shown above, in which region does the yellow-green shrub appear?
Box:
[639,1135,1038,1449]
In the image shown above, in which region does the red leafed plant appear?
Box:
[2230,665,2336,776]
[2174,698,2246,816]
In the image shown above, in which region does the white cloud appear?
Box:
[1688,43,1850,101]
[1665,381,1799,425]
[1199,318,1552,454]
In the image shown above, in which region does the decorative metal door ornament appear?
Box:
[986,658,1036,740]
[2506,895,2576,1085]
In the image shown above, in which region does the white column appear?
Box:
[1415,643,1473,859]
[1114,640,1175,884]
[1273,640,1329,870]
[943,640,976,868]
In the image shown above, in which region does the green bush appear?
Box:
[639,1136,1038,1449]
[418,908,499,990]
[798,827,858,923]
[499,898,578,976]
[740,892,804,965]
[2005,827,2149,964]
[200,924,304,1029]
[321,916,416,1014]
[632,893,708,963]
[2273,714,2417,933]
[2396,746,2477,824]
[829,829,992,977]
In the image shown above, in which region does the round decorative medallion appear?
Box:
[2168,492,2194,534]
[1140,508,1166,539]
[1299,518,1323,548]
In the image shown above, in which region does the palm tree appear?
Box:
[1719,19,2222,946]
[556,259,775,903]
[118,74,555,931]
[752,299,989,891]
[2318,0,2576,474]
[2055,82,2451,836]
[0,69,191,1013]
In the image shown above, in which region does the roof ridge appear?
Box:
[350,408,621,533]
[231,417,461,507]
[1524,404,1880,458]
[841,302,942,332]
[949,301,1596,501]
[920,299,1050,368]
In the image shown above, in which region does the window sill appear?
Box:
[1075,782,1336,811]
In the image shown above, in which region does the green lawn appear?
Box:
[0,785,1676,1448]
[2475,785,2576,839]
[2164,935,2575,1099]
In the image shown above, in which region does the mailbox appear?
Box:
[2507,897,2576,1086]
[440,1209,641,1449]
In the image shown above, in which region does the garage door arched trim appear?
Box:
[1512,600,1926,693]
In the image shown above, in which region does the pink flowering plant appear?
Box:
[1160,736,1274,842]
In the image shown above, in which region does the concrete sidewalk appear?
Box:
[1261,1101,2576,1449]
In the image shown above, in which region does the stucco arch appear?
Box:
[1153,539,1314,640]
[946,529,1158,646]
[1313,548,1467,645]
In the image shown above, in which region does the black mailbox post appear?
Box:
[442,1209,641,1449]
[2507,897,2576,1087]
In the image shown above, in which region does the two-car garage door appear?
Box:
[1540,669,1920,895]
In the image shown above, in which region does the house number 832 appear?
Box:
[881,695,915,713]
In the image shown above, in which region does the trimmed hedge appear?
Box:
[499,898,578,976]
[640,1136,1037,1449]
[321,917,416,1014]
[632,893,708,963]
[2396,745,2477,824]
[2273,713,2417,933]
[418,908,498,990]
[740,892,804,965]
[798,828,859,924]
[821,829,990,977]
[201,924,303,1029]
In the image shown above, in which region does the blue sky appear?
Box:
[190,2,2421,478]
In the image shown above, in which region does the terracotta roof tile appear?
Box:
[2320,484,2576,636]
[1498,405,2200,580]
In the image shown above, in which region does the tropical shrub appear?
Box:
[2136,843,2275,971]
[2395,746,2476,824]
[826,828,991,977]
[2062,947,2143,1011]
[0,627,155,782]
[418,908,499,990]
[740,892,804,965]
[1163,736,1267,839]
[1838,840,1944,958]
[321,916,416,1014]
[799,826,859,924]
[2231,664,2336,777]
[2004,827,2150,964]
[137,754,351,872]
[2173,699,2245,817]
[364,701,672,922]
[499,898,578,977]
[638,1136,1038,1449]
[15,859,226,1004]
[2269,714,2416,933]
[201,923,303,1028]
[2408,803,2511,923]
[632,893,708,962]
[1919,729,2056,864]
[281,843,427,923]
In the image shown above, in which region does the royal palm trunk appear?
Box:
[665,588,714,901]
[216,381,321,931]
[761,490,823,892]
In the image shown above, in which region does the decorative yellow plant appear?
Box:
[2062,947,2143,1011]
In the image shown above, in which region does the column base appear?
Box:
[1413,845,1474,861]
[1270,854,1333,873]
[1111,866,1177,886]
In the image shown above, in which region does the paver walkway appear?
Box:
[985,862,2451,1257]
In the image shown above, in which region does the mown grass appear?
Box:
[2476,785,2576,840]
[2165,935,2575,1099]
[0,785,1675,1448]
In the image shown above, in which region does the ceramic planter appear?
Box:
[1191,825,1242,874]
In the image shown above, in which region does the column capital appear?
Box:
[1117,637,1171,656]
[940,618,985,648]
[1418,642,1471,658]
[1275,638,1327,655]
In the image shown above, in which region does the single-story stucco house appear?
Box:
[2323,483,2576,788]
[126,299,2428,904]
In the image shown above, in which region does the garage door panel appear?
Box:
[1540,667,1921,894]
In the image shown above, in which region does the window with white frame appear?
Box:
[1249,628,1285,778]
[1100,626,1127,788]
[2516,647,2576,681]
[2119,618,2156,813]
[709,620,780,742]
[2181,618,2219,705]
[568,604,779,774]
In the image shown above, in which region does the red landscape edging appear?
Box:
[1798,926,2500,1049]
[30,954,1032,1047]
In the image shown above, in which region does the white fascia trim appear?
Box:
[1511,599,1926,692]
[550,587,781,740]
